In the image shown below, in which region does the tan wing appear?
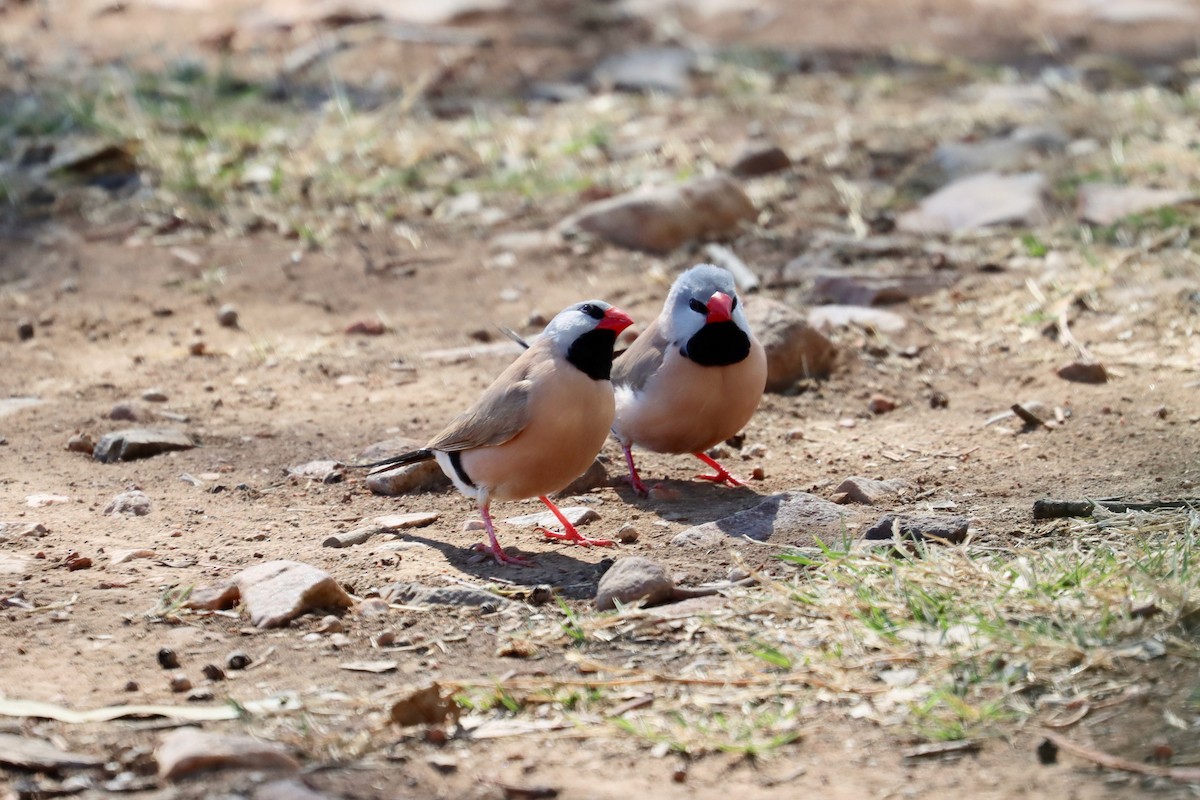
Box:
[426,343,545,453]
[611,315,670,392]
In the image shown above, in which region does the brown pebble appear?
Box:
[169,674,192,693]
[201,664,225,681]
[1056,360,1107,384]
[617,524,640,544]
[65,553,92,571]
[750,466,765,481]
[357,598,390,616]
[17,320,34,341]
[316,615,345,633]
[67,433,94,454]
[157,648,180,669]
[216,304,239,328]
[226,651,252,670]
[124,680,139,692]
[929,391,949,409]
[868,394,897,414]
[672,767,688,783]
[374,631,397,647]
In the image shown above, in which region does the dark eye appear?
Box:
[731,296,738,311]
[688,298,706,314]
[579,303,604,320]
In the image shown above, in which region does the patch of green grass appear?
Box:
[1021,233,1049,257]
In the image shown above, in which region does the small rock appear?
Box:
[594,557,674,610]
[0,733,103,771]
[868,394,897,414]
[287,460,343,484]
[505,506,599,528]
[168,674,192,693]
[64,552,92,571]
[104,490,152,516]
[156,728,299,781]
[357,598,389,616]
[0,521,48,542]
[381,582,512,608]
[616,524,640,544]
[672,492,850,547]
[389,683,460,727]
[110,548,155,564]
[233,560,353,628]
[26,493,71,508]
[185,582,240,611]
[557,458,608,495]
[729,141,791,177]
[226,651,252,671]
[834,477,909,505]
[216,304,239,328]
[141,389,168,403]
[124,681,139,692]
[930,391,949,409]
[862,514,969,544]
[560,174,756,254]
[591,46,695,95]
[898,171,1048,234]
[808,305,907,334]
[345,319,386,336]
[648,484,682,502]
[17,320,34,341]
[359,438,450,495]
[157,648,180,669]
[93,428,194,463]
[107,402,141,421]
[201,664,225,681]
[67,433,94,454]
[186,688,214,702]
[1077,184,1193,226]
[316,615,345,634]
[750,466,765,481]
[1056,361,1108,384]
[747,299,837,390]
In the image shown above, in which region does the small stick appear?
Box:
[1034,498,1200,519]
[704,243,760,293]
[902,740,982,760]
[1011,403,1046,428]
[1041,731,1200,783]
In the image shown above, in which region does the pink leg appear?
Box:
[693,452,744,488]
[537,496,615,548]
[469,502,532,566]
[622,444,649,497]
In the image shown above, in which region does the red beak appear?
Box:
[598,306,634,333]
[706,291,733,324]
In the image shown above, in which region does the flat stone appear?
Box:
[862,514,969,544]
[1077,183,1193,226]
[287,460,343,484]
[560,174,756,254]
[729,141,792,177]
[0,733,104,771]
[382,582,512,608]
[672,492,850,547]
[104,490,152,516]
[593,557,674,610]
[110,548,155,564]
[591,46,695,95]
[26,493,71,508]
[557,458,609,496]
[184,581,240,611]
[747,298,837,390]
[505,507,599,528]
[0,397,45,418]
[933,125,1065,179]
[809,272,956,307]
[0,521,47,543]
[93,428,194,463]
[834,477,910,505]
[808,305,907,334]
[898,171,1047,235]
[233,560,352,628]
[359,438,449,495]
[1056,361,1108,384]
[156,728,299,782]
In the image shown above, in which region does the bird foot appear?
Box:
[693,452,744,487]
[628,474,650,497]
[538,526,616,548]
[470,541,533,567]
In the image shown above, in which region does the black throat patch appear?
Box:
[683,321,751,367]
[566,328,619,381]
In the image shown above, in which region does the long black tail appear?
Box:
[347,448,435,474]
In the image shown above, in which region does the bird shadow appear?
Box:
[608,476,766,527]
[397,531,612,600]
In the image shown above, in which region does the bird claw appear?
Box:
[628,475,649,497]
[696,469,744,487]
[470,542,533,567]
[538,526,616,548]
